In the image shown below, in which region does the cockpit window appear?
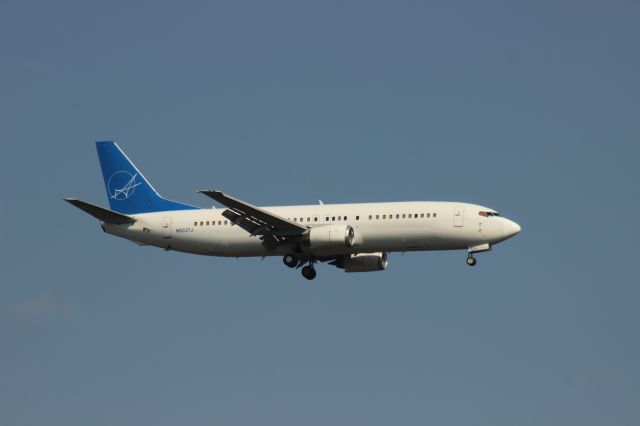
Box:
[479,211,501,217]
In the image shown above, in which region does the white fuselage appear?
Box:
[103,201,520,257]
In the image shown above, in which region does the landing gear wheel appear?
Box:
[466,256,477,266]
[283,254,298,268]
[301,265,317,280]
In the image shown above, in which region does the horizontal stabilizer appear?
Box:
[64,198,136,224]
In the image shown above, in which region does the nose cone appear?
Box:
[502,219,521,239]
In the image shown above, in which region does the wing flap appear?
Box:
[198,190,306,237]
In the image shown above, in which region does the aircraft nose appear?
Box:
[503,219,521,239]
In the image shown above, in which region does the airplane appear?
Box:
[65,141,521,280]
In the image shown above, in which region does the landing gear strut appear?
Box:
[283,254,298,268]
[466,243,490,267]
[283,254,317,279]
[301,265,317,280]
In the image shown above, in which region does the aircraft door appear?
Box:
[453,207,464,227]
[162,217,172,238]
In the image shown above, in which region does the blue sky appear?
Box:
[1,1,639,425]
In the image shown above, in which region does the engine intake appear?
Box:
[301,224,355,253]
[343,252,388,272]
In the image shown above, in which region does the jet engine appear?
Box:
[301,224,355,252]
[342,252,389,272]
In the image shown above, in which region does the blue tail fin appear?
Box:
[96,141,199,214]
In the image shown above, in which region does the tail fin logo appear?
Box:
[107,171,142,200]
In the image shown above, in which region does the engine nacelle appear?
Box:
[343,252,388,273]
[301,224,355,253]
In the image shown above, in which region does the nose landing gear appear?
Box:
[466,243,491,266]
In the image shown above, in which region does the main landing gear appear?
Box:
[466,255,477,266]
[283,254,298,268]
[283,254,317,280]
[301,265,317,280]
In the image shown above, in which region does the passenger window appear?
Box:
[224,221,228,225]
[332,216,336,221]
[200,221,204,226]
[314,217,318,222]
[293,218,297,222]
[396,214,399,219]
[206,221,210,225]
[427,213,430,218]
[433,213,437,218]
[402,214,406,218]
[382,215,386,219]
[338,216,341,221]
[356,216,359,220]
[420,214,424,218]
[344,216,347,220]
[326,217,329,221]
[307,218,310,222]
[376,215,379,219]
[194,221,197,226]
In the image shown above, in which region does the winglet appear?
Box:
[65,198,136,224]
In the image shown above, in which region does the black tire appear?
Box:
[301,265,317,280]
[466,256,477,266]
[283,254,298,268]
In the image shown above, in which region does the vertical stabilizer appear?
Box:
[96,141,199,214]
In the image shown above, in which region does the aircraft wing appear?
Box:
[198,190,307,242]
